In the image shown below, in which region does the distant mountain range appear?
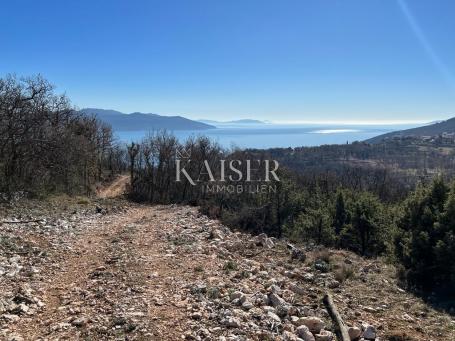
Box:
[81,108,215,131]
[198,119,265,125]
[367,117,455,143]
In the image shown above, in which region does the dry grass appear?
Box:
[313,248,332,263]
[333,263,355,283]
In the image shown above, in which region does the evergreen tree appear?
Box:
[340,192,388,256]
[395,178,454,295]
[293,206,334,246]
[333,190,348,236]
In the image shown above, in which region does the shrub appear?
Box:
[333,264,355,283]
[223,260,238,272]
[395,178,455,296]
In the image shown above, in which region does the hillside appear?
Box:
[367,117,455,143]
[81,108,216,131]
[1,185,454,340]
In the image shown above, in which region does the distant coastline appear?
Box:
[114,123,421,149]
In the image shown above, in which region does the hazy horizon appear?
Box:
[2,0,455,122]
[80,107,442,125]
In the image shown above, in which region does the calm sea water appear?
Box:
[115,124,418,149]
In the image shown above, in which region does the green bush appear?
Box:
[395,178,455,296]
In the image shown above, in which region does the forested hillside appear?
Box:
[0,75,126,197]
[367,117,455,143]
[260,139,455,201]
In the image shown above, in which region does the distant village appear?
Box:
[382,132,455,145]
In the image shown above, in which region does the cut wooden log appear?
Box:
[1,219,42,224]
[323,292,350,341]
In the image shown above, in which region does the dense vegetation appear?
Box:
[262,141,455,201]
[395,179,455,296]
[0,75,126,197]
[129,132,455,303]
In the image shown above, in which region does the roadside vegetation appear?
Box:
[0,74,126,198]
[128,130,455,309]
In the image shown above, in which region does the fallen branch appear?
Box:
[1,219,42,224]
[323,292,350,341]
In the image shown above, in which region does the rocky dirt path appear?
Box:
[2,179,196,340]
[97,175,129,199]
[8,206,160,340]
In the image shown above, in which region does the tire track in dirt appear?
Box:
[97,175,129,199]
[4,177,197,340]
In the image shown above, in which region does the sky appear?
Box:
[1,0,455,123]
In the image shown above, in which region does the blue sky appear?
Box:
[1,0,455,123]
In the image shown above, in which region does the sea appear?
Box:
[115,123,419,149]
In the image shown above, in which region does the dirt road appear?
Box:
[97,175,129,199]
[2,180,198,340]
[8,205,206,340]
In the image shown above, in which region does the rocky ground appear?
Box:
[0,190,454,340]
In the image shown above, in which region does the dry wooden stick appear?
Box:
[323,292,350,341]
[1,219,42,224]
